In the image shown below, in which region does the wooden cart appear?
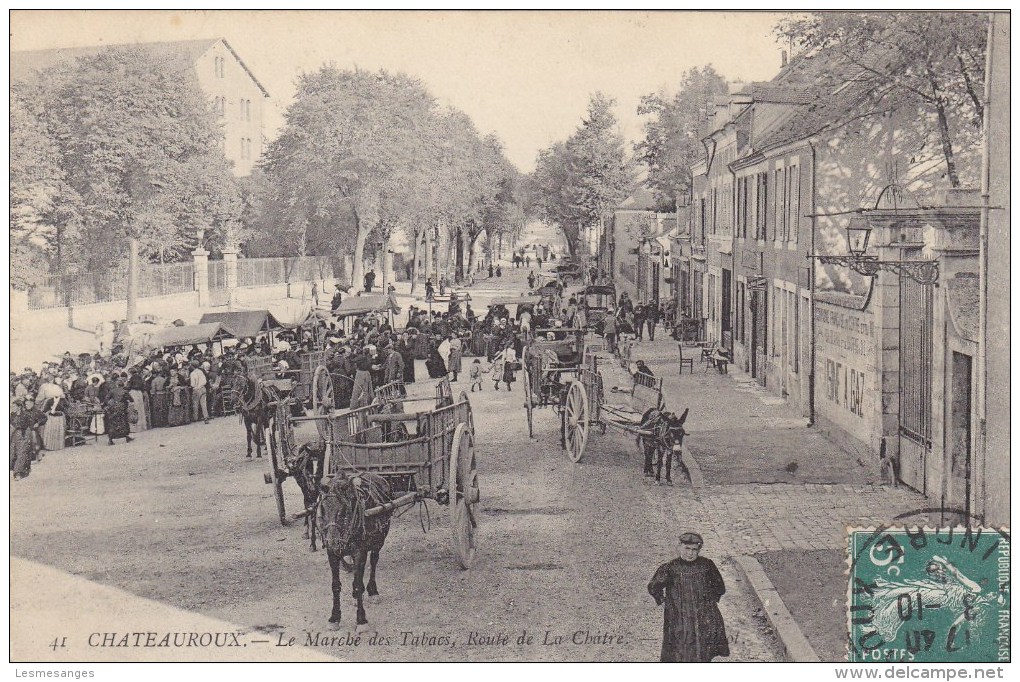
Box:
[560,354,664,463]
[521,327,586,438]
[281,379,480,568]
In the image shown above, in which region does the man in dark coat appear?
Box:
[648,532,729,662]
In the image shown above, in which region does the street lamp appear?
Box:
[812,185,940,285]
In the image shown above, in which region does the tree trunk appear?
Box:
[926,65,961,188]
[455,223,464,283]
[126,237,139,323]
[351,221,370,291]
[409,228,422,295]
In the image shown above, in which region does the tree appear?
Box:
[33,47,240,318]
[775,12,988,187]
[9,85,78,288]
[261,67,441,290]
[531,93,636,257]
[635,66,729,209]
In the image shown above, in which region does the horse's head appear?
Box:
[318,474,362,550]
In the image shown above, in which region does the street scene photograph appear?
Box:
[7,9,1011,672]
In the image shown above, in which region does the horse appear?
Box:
[316,472,394,628]
[230,374,277,460]
[291,441,326,546]
[639,407,690,484]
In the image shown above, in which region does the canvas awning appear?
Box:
[334,294,390,317]
[150,322,234,349]
[199,310,286,338]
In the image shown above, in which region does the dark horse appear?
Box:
[640,407,690,484]
[317,472,394,627]
[292,441,326,545]
[231,374,276,459]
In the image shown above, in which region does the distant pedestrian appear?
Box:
[425,278,435,300]
[311,281,319,306]
[364,269,376,293]
[536,256,543,270]
[331,285,343,311]
[648,532,729,663]
[528,272,536,289]
[526,255,531,267]
[488,264,494,278]
[496,265,502,278]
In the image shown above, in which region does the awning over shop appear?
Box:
[334,294,390,317]
[150,322,234,348]
[199,310,286,338]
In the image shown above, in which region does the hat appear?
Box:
[202,362,211,370]
[679,532,704,547]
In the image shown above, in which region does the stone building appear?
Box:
[11,38,269,177]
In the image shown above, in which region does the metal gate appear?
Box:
[897,274,933,493]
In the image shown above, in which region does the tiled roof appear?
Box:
[617,186,660,211]
[11,38,269,97]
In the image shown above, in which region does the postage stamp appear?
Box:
[847,527,1011,663]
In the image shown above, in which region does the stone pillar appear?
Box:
[222,249,238,309]
[192,248,210,307]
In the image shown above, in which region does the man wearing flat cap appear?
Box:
[648,531,729,662]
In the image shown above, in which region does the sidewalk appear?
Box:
[597,333,925,661]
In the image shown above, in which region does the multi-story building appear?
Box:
[601,188,675,303]
[674,44,989,513]
[11,38,269,177]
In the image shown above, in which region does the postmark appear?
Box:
[847,526,1010,663]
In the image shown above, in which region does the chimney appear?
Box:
[782,50,788,68]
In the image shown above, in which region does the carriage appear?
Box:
[583,284,617,334]
[521,326,587,438]
[558,353,665,463]
[273,378,480,568]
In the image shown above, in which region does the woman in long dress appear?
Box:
[103,382,134,446]
[128,372,149,432]
[447,333,463,382]
[149,372,168,428]
[167,375,187,427]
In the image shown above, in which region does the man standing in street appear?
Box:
[647,301,659,341]
[648,532,729,662]
[189,361,209,424]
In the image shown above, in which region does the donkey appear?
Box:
[231,374,277,460]
[316,472,394,628]
[639,407,690,485]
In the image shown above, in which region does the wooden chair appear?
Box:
[677,344,694,374]
[700,341,719,363]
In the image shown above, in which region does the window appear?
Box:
[755,172,768,240]
[699,197,707,244]
[773,168,784,241]
[215,56,224,78]
[245,99,252,122]
[789,165,800,244]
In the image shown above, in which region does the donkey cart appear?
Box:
[278,380,480,568]
[521,327,586,438]
[560,354,665,463]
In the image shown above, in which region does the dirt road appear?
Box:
[11,265,781,662]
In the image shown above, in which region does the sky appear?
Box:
[10,10,790,173]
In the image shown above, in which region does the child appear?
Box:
[469,358,484,392]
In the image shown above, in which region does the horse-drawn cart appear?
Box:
[272,379,479,568]
[560,354,665,463]
[521,327,586,438]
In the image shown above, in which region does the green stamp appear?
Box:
[847,526,1010,663]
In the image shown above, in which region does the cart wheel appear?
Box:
[522,366,534,438]
[450,423,480,569]
[312,366,334,439]
[267,424,288,526]
[563,381,590,463]
[458,392,476,435]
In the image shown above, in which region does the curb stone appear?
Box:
[733,554,821,662]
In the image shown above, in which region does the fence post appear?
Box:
[222,249,238,307]
[192,248,210,307]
